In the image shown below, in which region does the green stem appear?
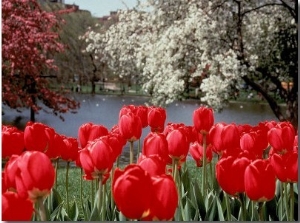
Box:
[37,197,47,221]
[102,182,107,221]
[283,182,289,220]
[55,158,59,189]
[202,133,207,195]
[110,168,115,212]
[224,192,231,221]
[258,202,264,221]
[238,193,246,221]
[280,181,284,220]
[116,156,120,168]
[251,200,255,221]
[171,157,176,180]
[209,161,213,189]
[80,168,83,203]
[130,141,134,164]
[98,175,103,219]
[65,161,70,214]
[91,180,94,207]
[289,182,294,221]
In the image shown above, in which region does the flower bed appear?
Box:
[2,105,298,221]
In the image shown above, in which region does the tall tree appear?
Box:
[2,0,79,122]
[84,0,297,128]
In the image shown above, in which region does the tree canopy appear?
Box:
[2,0,79,121]
[82,0,297,127]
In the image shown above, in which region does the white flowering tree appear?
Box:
[83,0,297,127]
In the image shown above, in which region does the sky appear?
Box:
[63,0,138,17]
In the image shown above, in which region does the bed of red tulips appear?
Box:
[2,105,298,221]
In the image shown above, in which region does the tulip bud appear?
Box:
[270,151,298,183]
[148,106,166,133]
[216,155,250,196]
[113,164,153,220]
[119,112,142,142]
[193,106,214,134]
[147,175,178,220]
[244,159,276,202]
[189,142,213,167]
[142,132,169,162]
[78,122,109,148]
[267,122,295,154]
[2,125,24,158]
[24,122,55,152]
[15,151,55,202]
[166,128,189,161]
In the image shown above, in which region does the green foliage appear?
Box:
[41,158,298,221]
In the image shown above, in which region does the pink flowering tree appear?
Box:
[2,0,79,122]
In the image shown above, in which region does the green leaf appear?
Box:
[61,208,72,221]
[193,180,206,220]
[216,195,225,221]
[89,205,100,221]
[204,195,217,221]
[50,203,63,221]
[51,188,63,210]
[43,200,51,221]
[69,201,79,221]
[82,199,92,220]
[183,198,191,220]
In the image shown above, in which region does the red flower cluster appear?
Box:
[2,104,298,220]
[112,164,178,220]
[214,121,298,201]
[2,151,55,220]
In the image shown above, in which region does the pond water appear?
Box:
[2,94,277,137]
[2,94,277,164]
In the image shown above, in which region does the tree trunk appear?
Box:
[30,107,35,122]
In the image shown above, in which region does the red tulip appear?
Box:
[145,175,178,220]
[267,121,295,154]
[103,133,124,161]
[136,105,149,128]
[119,105,137,117]
[189,142,213,167]
[270,151,298,183]
[216,155,250,196]
[2,191,34,221]
[78,122,109,148]
[148,106,166,133]
[118,112,142,142]
[138,154,166,176]
[166,128,189,161]
[112,164,153,219]
[240,131,268,159]
[2,171,8,193]
[44,132,65,159]
[61,136,79,162]
[244,159,276,202]
[142,132,169,162]
[79,137,114,179]
[24,122,55,152]
[111,125,127,146]
[193,106,214,134]
[4,155,21,191]
[15,151,55,202]
[209,123,241,156]
[2,125,24,158]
